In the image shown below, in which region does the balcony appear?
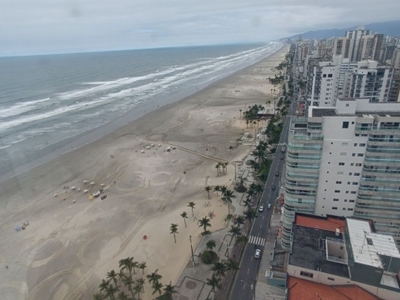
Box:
[291,132,324,141]
[287,153,321,161]
[286,171,319,181]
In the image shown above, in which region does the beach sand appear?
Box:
[0,44,289,300]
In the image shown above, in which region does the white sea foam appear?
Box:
[0,98,51,118]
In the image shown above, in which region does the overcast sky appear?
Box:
[1,0,399,56]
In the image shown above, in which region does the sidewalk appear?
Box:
[173,133,263,300]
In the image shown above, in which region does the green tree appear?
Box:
[235,234,249,246]
[152,281,163,296]
[206,240,216,252]
[116,292,129,300]
[234,215,245,226]
[221,189,236,215]
[180,211,188,227]
[93,293,104,300]
[170,223,178,243]
[119,257,135,279]
[229,225,241,240]
[214,185,221,195]
[162,282,177,300]
[244,208,257,222]
[226,258,240,271]
[147,269,163,287]
[198,216,211,233]
[212,261,227,278]
[138,261,147,275]
[106,270,119,289]
[204,186,212,199]
[187,201,196,216]
[206,273,222,292]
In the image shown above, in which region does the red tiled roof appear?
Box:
[287,277,380,300]
[295,215,346,233]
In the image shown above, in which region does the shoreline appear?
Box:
[0,43,284,184]
[0,44,289,300]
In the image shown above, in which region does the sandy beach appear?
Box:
[0,44,289,300]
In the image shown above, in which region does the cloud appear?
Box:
[0,0,399,55]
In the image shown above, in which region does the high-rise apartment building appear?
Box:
[282,98,400,249]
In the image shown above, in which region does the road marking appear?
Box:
[247,268,250,274]
[259,224,262,228]
[248,235,266,246]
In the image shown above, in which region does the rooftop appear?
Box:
[311,108,337,117]
[296,214,346,233]
[289,224,350,278]
[347,219,400,269]
[287,276,380,300]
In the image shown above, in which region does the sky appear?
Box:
[1,0,399,56]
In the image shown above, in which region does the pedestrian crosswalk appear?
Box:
[248,235,265,246]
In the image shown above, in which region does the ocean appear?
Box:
[0,42,283,181]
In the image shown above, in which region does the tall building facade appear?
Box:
[282,98,400,249]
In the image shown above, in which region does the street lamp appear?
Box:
[189,235,195,267]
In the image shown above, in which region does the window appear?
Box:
[342,121,349,128]
[351,191,357,194]
[350,163,354,166]
[340,152,346,156]
[300,271,314,278]
[347,182,351,185]
[328,74,333,78]
[332,207,338,210]
[339,162,345,166]
[356,163,362,167]
[352,182,358,185]
[342,142,348,146]
[349,200,355,203]
[343,208,346,210]
[354,143,357,146]
[357,153,364,157]
[336,181,342,184]
[348,208,354,211]
[334,190,340,193]
[359,143,366,147]
[349,172,352,175]
[346,104,349,107]
[344,199,348,202]
[333,198,339,201]
[352,153,356,156]
[354,173,360,176]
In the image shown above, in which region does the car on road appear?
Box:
[267,203,272,209]
[280,155,284,160]
[275,172,279,176]
[271,185,276,190]
[254,249,261,259]
[258,205,264,212]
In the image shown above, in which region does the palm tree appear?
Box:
[133,285,142,300]
[220,185,227,195]
[138,261,147,275]
[214,185,221,195]
[116,292,129,300]
[223,162,228,174]
[147,269,163,287]
[170,223,178,243]
[180,211,188,227]
[187,201,196,216]
[221,189,236,215]
[198,216,211,233]
[206,273,222,292]
[106,270,119,288]
[119,257,135,279]
[152,281,163,296]
[204,186,212,199]
[226,258,240,271]
[234,215,245,226]
[105,283,118,300]
[229,145,233,154]
[244,208,257,222]
[93,293,104,300]
[235,234,249,246]
[162,282,178,300]
[243,197,252,208]
[99,279,110,294]
[132,260,139,275]
[136,277,145,293]
[120,274,135,298]
[229,225,241,240]
[212,261,227,278]
[215,163,220,176]
[239,109,242,119]
[206,240,216,252]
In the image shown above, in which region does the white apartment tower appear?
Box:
[282,98,400,249]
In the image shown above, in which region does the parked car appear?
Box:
[258,205,264,212]
[271,185,276,190]
[255,249,261,259]
[275,172,279,176]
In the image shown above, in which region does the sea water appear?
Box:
[0,42,283,180]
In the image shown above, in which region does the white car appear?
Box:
[255,249,261,259]
[267,203,272,209]
[258,205,264,212]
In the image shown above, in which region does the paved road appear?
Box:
[229,56,299,299]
